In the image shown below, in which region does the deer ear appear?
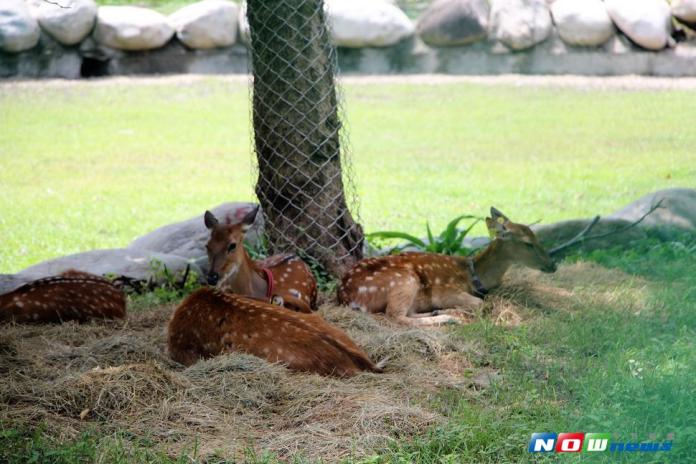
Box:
[204,210,219,230]
[486,216,507,238]
[490,207,510,225]
[240,205,259,232]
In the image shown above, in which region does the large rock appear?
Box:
[604,0,671,50]
[326,0,414,47]
[169,0,239,49]
[16,248,202,285]
[608,188,696,230]
[32,0,97,46]
[0,0,40,52]
[0,32,81,78]
[0,274,34,295]
[672,0,696,23]
[93,6,174,51]
[550,0,614,47]
[238,1,249,44]
[490,0,553,50]
[128,202,264,261]
[416,0,489,47]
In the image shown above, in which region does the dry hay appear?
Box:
[0,264,643,460]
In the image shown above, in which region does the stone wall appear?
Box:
[2,0,696,78]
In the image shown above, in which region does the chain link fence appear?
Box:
[246,0,363,276]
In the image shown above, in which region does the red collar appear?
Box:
[262,268,274,300]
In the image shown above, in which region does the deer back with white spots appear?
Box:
[204,207,317,313]
[167,287,382,377]
[0,270,126,323]
[338,207,557,326]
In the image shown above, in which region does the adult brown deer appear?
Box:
[338,208,557,326]
[168,287,382,377]
[0,270,126,323]
[204,206,317,313]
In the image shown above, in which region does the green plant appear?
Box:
[127,258,201,310]
[368,214,481,256]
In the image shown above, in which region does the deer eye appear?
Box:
[227,243,237,253]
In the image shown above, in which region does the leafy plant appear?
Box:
[368,214,482,256]
[127,259,201,310]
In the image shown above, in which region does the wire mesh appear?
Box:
[246,0,363,275]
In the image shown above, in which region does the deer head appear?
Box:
[485,207,557,273]
[204,206,258,286]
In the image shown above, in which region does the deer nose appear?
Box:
[207,272,219,286]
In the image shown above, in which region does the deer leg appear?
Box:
[385,275,458,327]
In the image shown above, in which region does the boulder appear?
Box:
[238,1,249,44]
[490,0,553,50]
[32,0,97,46]
[0,32,82,78]
[128,202,264,261]
[93,6,174,51]
[169,0,239,49]
[604,0,671,50]
[0,274,34,295]
[672,0,696,23]
[416,0,489,47]
[0,0,40,52]
[326,0,414,47]
[15,248,202,285]
[608,188,696,231]
[550,0,613,47]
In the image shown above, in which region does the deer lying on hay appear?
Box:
[0,270,126,323]
[204,207,318,313]
[338,208,557,326]
[168,288,382,377]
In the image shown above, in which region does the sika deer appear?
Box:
[204,206,317,313]
[168,287,381,377]
[0,270,126,323]
[338,208,557,326]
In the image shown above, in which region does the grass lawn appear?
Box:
[1,77,694,273]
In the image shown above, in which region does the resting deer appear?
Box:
[168,287,382,377]
[0,270,126,323]
[204,206,317,313]
[338,207,557,326]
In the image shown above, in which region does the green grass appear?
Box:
[1,78,694,273]
[1,79,694,460]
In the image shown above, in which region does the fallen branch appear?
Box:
[548,200,664,256]
[41,0,72,8]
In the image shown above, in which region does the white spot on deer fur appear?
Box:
[365,276,373,281]
[390,281,395,287]
[263,347,270,354]
[435,278,441,284]
[15,301,24,308]
[276,347,283,354]
[368,286,378,293]
[358,286,367,294]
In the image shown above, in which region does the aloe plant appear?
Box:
[368,214,481,256]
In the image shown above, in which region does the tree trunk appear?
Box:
[247,0,363,277]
